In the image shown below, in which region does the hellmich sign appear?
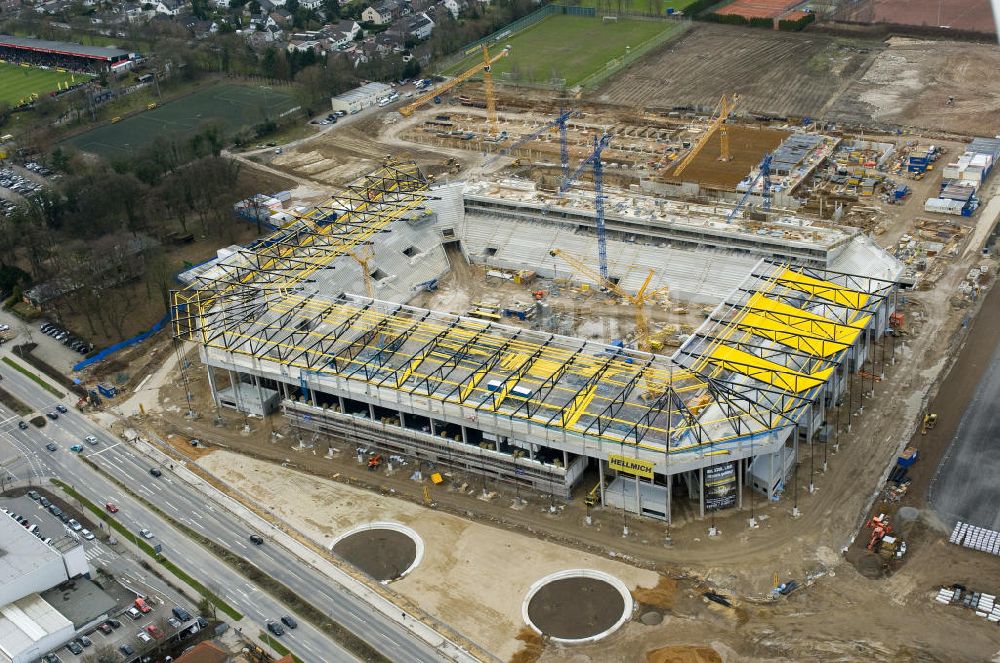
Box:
[608,453,655,479]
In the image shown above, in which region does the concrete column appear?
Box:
[338,396,345,413]
[598,460,606,506]
[430,419,437,436]
[368,403,375,420]
[635,474,642,517]
[562,450,569,469]
[206,365,221,408]
[461,426,468,444]
[399,411,406,428]
[768,453,775,501]
[737,458,743,510]
[254,374,266,414]
[699,466,705,520]
[666,474,672,526]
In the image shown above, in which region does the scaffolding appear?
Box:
[173,162,897,470]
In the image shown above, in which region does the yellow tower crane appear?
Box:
[347,243,376,299]
[549,248,670,353]
[398,45,510,138]
[668,94,740,178]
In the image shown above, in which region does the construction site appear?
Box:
[99,16,1000,663]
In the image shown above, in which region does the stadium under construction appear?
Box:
[172,160,904,523]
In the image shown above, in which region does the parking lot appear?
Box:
[1,490,207,662]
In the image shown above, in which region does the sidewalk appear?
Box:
[125,431,486,663]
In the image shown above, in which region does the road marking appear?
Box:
[192,512,204,520]
[163,501,178,511]
[233,540,248,550]
[87,442,122,457]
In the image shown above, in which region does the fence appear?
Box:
[574,20,690,91]
[72,312,169,372]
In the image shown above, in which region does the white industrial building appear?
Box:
[0,515,89,663]
[330,82,393,114]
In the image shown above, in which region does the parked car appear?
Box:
[65,641,82,655]
[134,598,151,614]
[145,624,163,638]
[81,529,94,540]
[172,606,192,622]
[108,619,121,629]
[97,622,112,635]
[126,607,142,621]
[68,519,82,531]
[39,497,50,507]
[76,635,92,648]
[119,644,134,656]
[49,505,62,516]
[136,630,152,644]
[28,490,39,500]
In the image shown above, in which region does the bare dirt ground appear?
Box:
[840,0,997,35]
[593,25,1000,136]
[831,36,1000,135]
[195,450,659,661]
[661,125,789,189]
[593,24,880,119]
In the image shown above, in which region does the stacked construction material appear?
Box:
[949,522,1000,555]
[936,585,1000,623]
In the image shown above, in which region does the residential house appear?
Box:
[440,0,460,18]
[362,0,407,24]
[326,18,359,48]
[181,15,218,37]
[155,0,188,15]
[269,7,293,24]
[403,11,433,40]
[299,0,322,8]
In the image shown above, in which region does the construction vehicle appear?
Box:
[549,248,669,353]
[399,45,510,138]
[668,94,739,178]
[865,513,893,551]
[921,412,938,434]
[368,453,383,471]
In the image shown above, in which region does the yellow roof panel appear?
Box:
[708,345,833,393]
[778,269,870,310]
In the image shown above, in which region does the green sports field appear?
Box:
[0,63,90,106]
[443,15,682,87]
[64,83,296,158]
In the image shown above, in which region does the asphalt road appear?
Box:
[930,333,1000,529]
[0,354,448,663]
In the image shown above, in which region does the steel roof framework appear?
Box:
[172,163,894,460]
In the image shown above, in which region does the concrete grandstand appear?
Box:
[171,160,903,522]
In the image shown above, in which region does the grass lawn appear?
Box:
[63,83,296,158]
[0,63,90,106]
[558,0,701,13]
[442,15,680,87]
